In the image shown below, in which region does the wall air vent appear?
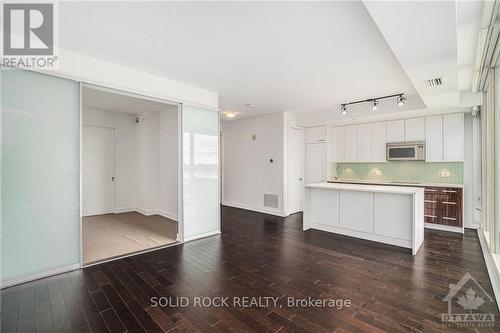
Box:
[264,193,279,208]
[425,77,443,87]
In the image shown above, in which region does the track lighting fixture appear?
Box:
[397,95,407,106]
[339,93,405,115]
[341,104,348,115]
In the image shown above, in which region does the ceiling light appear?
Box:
[371,100,379,111]
[245,103,256,108]
[340,105,348,115]
[397,95,407,106]
[223,111,238,119]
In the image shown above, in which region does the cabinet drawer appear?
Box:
[424,215,438,224]
[438,201,458,219]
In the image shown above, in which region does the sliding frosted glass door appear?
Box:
[1,69,80,284]
[182,106,219,240]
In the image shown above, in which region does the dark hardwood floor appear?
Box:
[1,206,499,332]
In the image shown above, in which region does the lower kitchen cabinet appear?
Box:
[424,186,462,227]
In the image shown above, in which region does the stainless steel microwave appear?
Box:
[386,142,425,161]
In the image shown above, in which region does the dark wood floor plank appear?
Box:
[2,206,499,332]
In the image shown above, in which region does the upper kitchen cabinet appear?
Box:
[425,115,443,162]
[331,126,345,162]
[305,126,327,143]
[404,118,425,141]
[443,113,464,161]
[371,121,387,162]
[344,125,358,162]
[357,123,372,162]
[386,120,405,143]
[425,113,464,162]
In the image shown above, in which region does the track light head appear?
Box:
[340,104,348,115]
[397,95,407,106]
[371,100,379,111]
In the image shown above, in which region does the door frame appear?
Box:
[79,83,183,268]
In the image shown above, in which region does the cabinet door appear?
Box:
[344,125,358,162]
[405,118,425,141]
[386,120,405,142]
[443,113,464,161]
[305,126,327,143]
[371,121,387,162]
[331,126,345,162]
[305,143,326,183]
[357,123,372,162]
[425,115,443,161]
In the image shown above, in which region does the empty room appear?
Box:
[2,1,500,333]
[81,86,179,265]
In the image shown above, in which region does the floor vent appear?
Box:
[264,194,279,208]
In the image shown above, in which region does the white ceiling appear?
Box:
[82,86,175,115]
[60,1,420,117]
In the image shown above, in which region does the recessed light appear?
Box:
[223,111,238,119]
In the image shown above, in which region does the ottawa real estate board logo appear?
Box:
[2,1,58,69]
[442,272,495,328]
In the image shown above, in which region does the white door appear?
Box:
[83,126,115,216]
[305,143,326,183]
[288,127,303,214]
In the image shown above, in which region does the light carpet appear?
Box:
[83,212,177,264]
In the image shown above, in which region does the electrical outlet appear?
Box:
[375,169,382,176]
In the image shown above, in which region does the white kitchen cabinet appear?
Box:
[305,126,327,143]
[344,125,358,162]
[443,113,464,161]
[386,120,405,143]
[405,118,425,142]
[357,123,372,162]
[305,143,327,183]
[331,126,345,162]
[339,190,374,233]
[371,121,387,162]
[425,115,443,161]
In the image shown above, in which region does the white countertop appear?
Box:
[305,182,424,195]
[327,179,464,188]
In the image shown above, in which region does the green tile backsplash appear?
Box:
[334,161,463,184]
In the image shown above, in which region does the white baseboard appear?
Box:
[0,263,81,289]
[136,207,157,216]
[221,201,287,217]
[184,230,221,243]
[114,207,136,214]
[157,209,178,221]
[424,223,464,233]
[477,230,500,312]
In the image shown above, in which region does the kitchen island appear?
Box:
[303,183,425,254]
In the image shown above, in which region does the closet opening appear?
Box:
[81,84,180,265]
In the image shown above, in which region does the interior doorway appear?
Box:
[287,127,304,214]
[81,84,180,265]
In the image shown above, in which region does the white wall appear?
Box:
[83,108,179,220]
[83,108,137,211]
[222,112,286,216]
[159,110,179,219]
